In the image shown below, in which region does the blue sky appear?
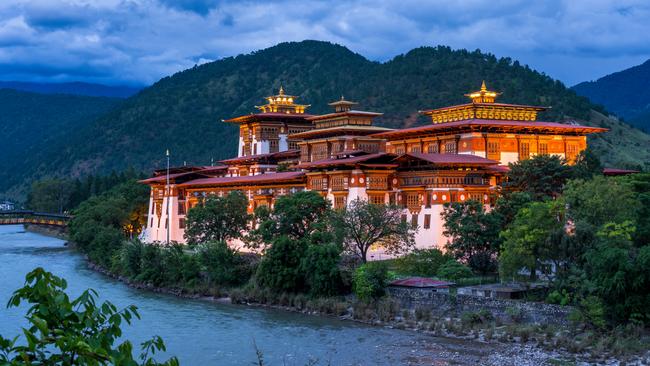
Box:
[0,0,648,87]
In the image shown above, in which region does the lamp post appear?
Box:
[166,149,170,245]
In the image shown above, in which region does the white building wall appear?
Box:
[279,134,288,151]
[237,137,245,157]
[500,152,519,165]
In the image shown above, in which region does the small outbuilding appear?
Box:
[388,277,455,293]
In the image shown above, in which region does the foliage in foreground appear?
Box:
[0,268,178,365]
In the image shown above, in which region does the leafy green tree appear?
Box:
[436,260,473,281]
[184,191,249,245]
[352,262,389,302]
[26,178,73,213]
[499,200,566,281]
[0,268,178,365]
[506,155,572,200]
[198,241,255,286]
[255,236,308,293]
[582,222,650,325]
[331,198,415,263]
[395,249,452,277]
[69,180,149,267]
[301,242,344,297]
[441,200,502,274]
[564,176,640,230]
[252,191,331,243]
[572,147,603,180]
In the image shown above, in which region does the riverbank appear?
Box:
[23,224,68,240]
[80,254,650,366]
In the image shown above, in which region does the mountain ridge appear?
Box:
[0,81,143,98]
[3,41,649,199]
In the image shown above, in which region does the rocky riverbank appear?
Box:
[81,255,650,365]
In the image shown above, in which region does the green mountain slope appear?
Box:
[0,90,122,198]
[573,59,650,131]
[4,41,650,198]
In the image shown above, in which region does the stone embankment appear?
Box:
[388,287,573,325]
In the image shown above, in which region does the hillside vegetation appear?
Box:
[573,59,650,131]
[3,41,650,198]
[0,90,121,198]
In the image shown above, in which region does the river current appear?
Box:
[0,225,507,365]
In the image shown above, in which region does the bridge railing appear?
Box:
[0,210,72,226]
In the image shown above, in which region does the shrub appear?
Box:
[437,259,473,280]
[301,242,343,297]
[198,241,255,286]
[395,249,452,277]
[546,289,571,306]
[352,262,389,302]
[256,236,307,293]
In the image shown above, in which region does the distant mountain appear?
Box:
[0,89,122,197]
[573,59,650,130]
[3,41,650,199]
[0,81,142,98]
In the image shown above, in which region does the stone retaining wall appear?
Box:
[388,287,573,325]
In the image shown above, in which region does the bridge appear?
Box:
[0,210,71,227]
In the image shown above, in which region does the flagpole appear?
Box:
[166,149,170,245]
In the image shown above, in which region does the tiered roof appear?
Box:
[223,86,313,124]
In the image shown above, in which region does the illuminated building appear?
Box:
[141,84,606,254]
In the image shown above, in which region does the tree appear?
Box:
[352,262,389,302]
[198,241,255,286]
[26,178,74,213]
[506,155,572,200]
[301,242,344,297]
[331,198,415,263]
[255,236,308,293]
[437,260,473,281]
[395,249,453,277]
[0,268,178,365]
[572,147,603,180]
[252,191,331,243]
[441,200,502,274]
[184,191,249,245]
[499,200,566,281]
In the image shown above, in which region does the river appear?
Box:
[0,225,542,365]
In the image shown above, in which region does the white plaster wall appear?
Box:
[500,152,519,165]
[279,134,288,151]
[237,137,245,157]
[459,150,487,158]
[257,140,270,155]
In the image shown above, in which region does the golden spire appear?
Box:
[465,81,501,104]
[279,85,284,96]
[256,86,310,114]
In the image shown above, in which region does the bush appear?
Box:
[255,236,307,293]
[352,262,389,302]
[546,289,571,306]
[198,241,255,286]
[437,260,473,280]
[301,242,343,297]
[395,249,451,277]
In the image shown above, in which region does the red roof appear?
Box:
[603,168,640,176]
[297,153,393,169]
[220,150,300,165]
[394,152,498,166]
[389,277,455,288]
[140,165,228,184]
[420,102,548,114]
[371,119,607,139]
[223,112,313,123]
[306,110,383,121]
[178,171,305,188]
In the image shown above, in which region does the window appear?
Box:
[425,191,432,208]
[401,214,407,223]
[150,217,153,227]
[424,214,431,229]
[269,139,279,153]
[410,145,421,153]
[288,140,299,150]
[394,146,405,154]
[334,195,346,209]
[520,142,530,159]
[406,193,420,208]
[369,194,384,205]
[178,203,186,215]
[427,143,439,153]
[179,218,185,229]
[444,141,457,154]
[411,214,418,229]
[253,144,257,155]
[539,143,548,155]
[567,144,578,161]
[312,144,329,161]
[487,141,500,160]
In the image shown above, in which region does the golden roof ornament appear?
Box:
[465,81,501,104]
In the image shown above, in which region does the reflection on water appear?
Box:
[1,225,443,365]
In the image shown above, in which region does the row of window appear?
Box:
[401,213,432,229]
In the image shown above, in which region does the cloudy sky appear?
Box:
[0,0,648,87]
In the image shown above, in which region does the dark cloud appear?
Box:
[0,0,647,86]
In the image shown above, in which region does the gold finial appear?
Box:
[481,80,487,91]
[341,95,345,100]
[279,85,284,95]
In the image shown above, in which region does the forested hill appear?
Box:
[0,81,142,98]
[0,90,122,198]
[4,41,650,198]
[573,59,650,131]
